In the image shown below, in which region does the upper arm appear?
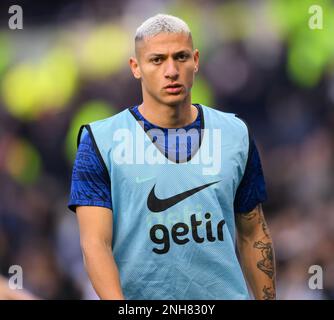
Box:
[76,206,113,248]
[235,204,269,240]
[234,138,267,214]
[68,128,112,213]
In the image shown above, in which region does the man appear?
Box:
[68,14,276,300]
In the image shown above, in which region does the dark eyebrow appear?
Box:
[147,53,166,59]
[147,50,192,59]
[172,50,191,58]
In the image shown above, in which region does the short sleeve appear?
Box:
[68,128,112,213]
[234,138,268,213]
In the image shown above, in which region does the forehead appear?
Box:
[136,32,193,56]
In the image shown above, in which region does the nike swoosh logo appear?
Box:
[147,180,221,213]
[136,176,155,184]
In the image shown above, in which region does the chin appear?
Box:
[163,95,188,107]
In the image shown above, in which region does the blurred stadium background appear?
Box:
[0,0,333,299]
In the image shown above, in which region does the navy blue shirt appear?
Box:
[68,131,111,212]
[68,106,267,213]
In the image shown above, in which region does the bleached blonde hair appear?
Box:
[135,14,191,42]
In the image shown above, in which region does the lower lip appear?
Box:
[165,86,182,94]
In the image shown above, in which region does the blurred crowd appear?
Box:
[0,0,333,299]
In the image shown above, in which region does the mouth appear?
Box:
[163,83,183,94]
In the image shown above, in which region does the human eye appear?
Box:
[177,53,189,61]
[151,57,163,65]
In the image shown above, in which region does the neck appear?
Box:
[138,96,198,128]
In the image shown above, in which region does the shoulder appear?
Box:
[76,108,132,148]
[201,104,249,135]
[89,108,131,133]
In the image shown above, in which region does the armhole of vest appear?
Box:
[77,124,86,149]
[77,124,111,185]
[234,115,252,179]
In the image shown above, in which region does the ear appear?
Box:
[129,57,141,79]
[193,49,199,73]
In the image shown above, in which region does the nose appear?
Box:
[164,58,179,80]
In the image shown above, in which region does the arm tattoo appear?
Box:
[254,205,270,238]
[258,212,270,239]
[240,210,258,220]
[262,285,275,300]
[239,205,270,239]
[254,241,274,279]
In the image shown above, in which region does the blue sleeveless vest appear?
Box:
[82,105,250,299]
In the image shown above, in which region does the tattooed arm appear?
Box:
[235,204,276,300]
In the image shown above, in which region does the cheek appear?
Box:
[184,66,196,83]
[141,73,161,94]
[183,62,195,74]
[142,68,162,86]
